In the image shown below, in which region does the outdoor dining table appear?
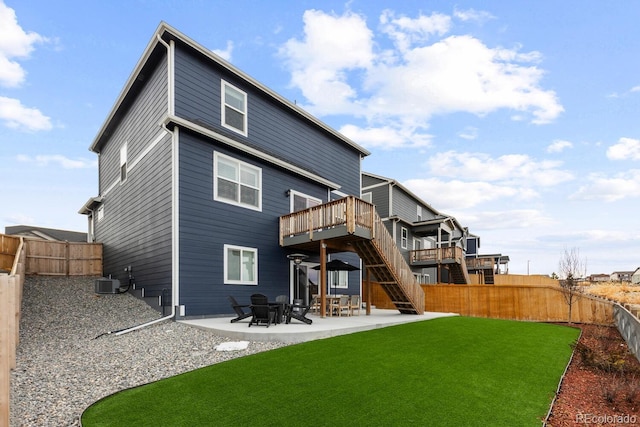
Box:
[324,296,341,317]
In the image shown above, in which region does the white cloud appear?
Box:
[606,137,640,160]
[0,96,51,131]
[458,126,478,140]
[571,169,640,202]
[212,40,233,61]
[547,139,573,153]
[425,151,573,186]
[380,10,451,52]
[402,177,534,210]
[0,1,48,87]
[279,9,563,150]
[453,8,496,23]
[339,123,432,149]
[460,209,554,230]
[0,2,51,132]
[279,9,374,116]
[17,154,96,169]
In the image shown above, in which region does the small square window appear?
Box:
[224,244,258,285]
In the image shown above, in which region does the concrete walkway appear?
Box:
[181,309,458,343]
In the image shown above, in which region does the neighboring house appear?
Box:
[79,23,371,317]
[610,271,634,282]
[588,274,610,283]
[632,268,640,285]
[362,172,472,284]
[464,234,509,284]
[5,225,87,242]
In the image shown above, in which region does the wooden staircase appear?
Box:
[449,262,471,285]
[279,196,424,315]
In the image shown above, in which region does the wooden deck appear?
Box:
[279,196,424,315]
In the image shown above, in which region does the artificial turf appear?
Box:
[81,316,579,426]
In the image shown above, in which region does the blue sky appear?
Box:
[1,0,639,276]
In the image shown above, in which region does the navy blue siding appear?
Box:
[178,130,333,316]
[95,56,172,291]
[173,44,362,196]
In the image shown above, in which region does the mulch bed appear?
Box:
[546,324,640,426]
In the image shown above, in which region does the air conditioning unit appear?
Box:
[95,278,121,294]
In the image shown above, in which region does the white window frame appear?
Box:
[289,190,322,212]
[401,227,408,249]
[417,205,422,222]
[214,152,262,211]
[120,143,128,183]
[224,244,258,285]
[361,192,372,203]
[221,80,248,136]
[97,205,104,222]
[330,270,348,290]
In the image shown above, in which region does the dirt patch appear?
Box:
[546,324,640,426]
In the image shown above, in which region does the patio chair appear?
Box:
[337,295,350,316]
[249,294,277,327]
[310,294,320,314]
[349,294,361,316]
[286,299,313,324]
[228,296,252,323]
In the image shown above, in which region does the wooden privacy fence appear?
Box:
[1,235,25,426]
[370,282,614,325]
[25,239,102,276]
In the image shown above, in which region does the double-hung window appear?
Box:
[401,227,408,249]
[224,244,257,285]
[214,152,262,211]
[221,80,247,136]
[290,190,321,212]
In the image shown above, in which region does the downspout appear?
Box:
[113,35,178,336]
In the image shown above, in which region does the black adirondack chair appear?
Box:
[286,299,313,325]
[249,294,277,327]
[228,296,252,323]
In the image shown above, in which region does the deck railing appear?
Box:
[410,247,464,264]
[368,210,425,312]
[279,196,375,244]
[279,196,424,313]
[465,257,495,270]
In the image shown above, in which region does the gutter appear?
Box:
[113,35,179,336]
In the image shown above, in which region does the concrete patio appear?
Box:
[180,308,459,343]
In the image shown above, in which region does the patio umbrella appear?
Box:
[313,259,360,296]
[312,259,360,272]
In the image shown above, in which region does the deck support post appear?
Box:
[320,240,327,318]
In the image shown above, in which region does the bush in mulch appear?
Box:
[547,324,640,426]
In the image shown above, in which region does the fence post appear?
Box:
[0,275,9,427]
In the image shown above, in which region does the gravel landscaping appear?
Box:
[10,276,287,427]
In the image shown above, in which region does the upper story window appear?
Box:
[289,190,322,212]
[120,143,128,183]
[97,205,105,222]
[417,205,422,222]
[361,192,372,203]
[401,227,408,249]
[214,152,262,211]
[221,80,247,136]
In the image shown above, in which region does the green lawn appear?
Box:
[82,317,579,426]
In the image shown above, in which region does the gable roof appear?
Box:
[362,171,465,231]
[90,22,370,158]
[5,225,87,242]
